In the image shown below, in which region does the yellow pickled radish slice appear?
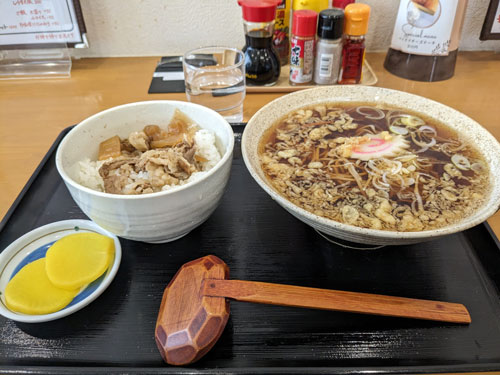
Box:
[5,258,78,315]
[46,232,115,290]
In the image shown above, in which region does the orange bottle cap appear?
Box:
[344,3,370,36]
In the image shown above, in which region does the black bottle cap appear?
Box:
[317,8,344,40]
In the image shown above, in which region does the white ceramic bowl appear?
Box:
[56,101,234,243]
[0,220,121,323]
[242,86,500,245]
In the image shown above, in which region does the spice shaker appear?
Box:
[313,8,344,85]
[338,3,370,84]
[289,9,318,85]
[238,0,281,86]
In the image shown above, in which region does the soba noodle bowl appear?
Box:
[259,103,490,232]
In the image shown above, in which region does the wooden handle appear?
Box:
[203,279,471,324]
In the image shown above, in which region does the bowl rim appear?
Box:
[0,219,122,323]
[55,100,235,200]
[242,86,500,241]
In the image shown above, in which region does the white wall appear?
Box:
[73,0,500,58]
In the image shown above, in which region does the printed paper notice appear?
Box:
[0,0,83,46]
[491,1,500,34]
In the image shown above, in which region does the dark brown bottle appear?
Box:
[383,0,468,82]
[243,29,281,86]
[384,49,458,82]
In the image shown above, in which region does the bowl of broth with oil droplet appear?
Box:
[242,86,500,245]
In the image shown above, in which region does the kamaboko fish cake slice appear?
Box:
[5,258,78,315]
[46,232,115,290]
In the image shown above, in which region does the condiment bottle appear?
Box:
[238,0,281,86]
[313,8,344,85]
[289,0,327,59]
[289,9,317,85]
[273,0,291,66]
[384,0,468,82]
[338,3,370,84]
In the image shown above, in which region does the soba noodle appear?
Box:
[259,103,490,232]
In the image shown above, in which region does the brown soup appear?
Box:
[259,103,490,232]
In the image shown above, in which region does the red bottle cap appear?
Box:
[332,0,355,9]
[292,10,318,37]
[238,0,281,23]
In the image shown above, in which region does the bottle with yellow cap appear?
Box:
[338,3,370,84]
[292,0,328,13]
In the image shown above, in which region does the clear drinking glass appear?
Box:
[183,47,246,123]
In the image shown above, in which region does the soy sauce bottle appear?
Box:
[238,0,281,86]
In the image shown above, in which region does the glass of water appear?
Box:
[183,47,246,123]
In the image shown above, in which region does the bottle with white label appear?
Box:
[313,8,344,85]
[384,0,468,82]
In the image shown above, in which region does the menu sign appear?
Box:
[492,3,500,33]
[480,0,500,40]
[0,0,86,47]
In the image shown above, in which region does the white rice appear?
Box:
[76,129,221,193]
[194,129,221,171]
[76,158,105,192]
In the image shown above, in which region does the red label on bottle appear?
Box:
[290,36,314,83]
[339,44,365,84]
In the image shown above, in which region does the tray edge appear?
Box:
[0,126,74,234]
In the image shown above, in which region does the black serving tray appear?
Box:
[1,125,500,374]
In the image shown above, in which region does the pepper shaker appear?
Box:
[313,9,344,85]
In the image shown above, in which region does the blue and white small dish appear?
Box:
[0,220,121,323]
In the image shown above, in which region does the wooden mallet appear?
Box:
[155,255,471,366]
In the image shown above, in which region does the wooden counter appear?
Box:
[1,52,499,235]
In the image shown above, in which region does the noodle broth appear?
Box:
[259,103,490,232]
